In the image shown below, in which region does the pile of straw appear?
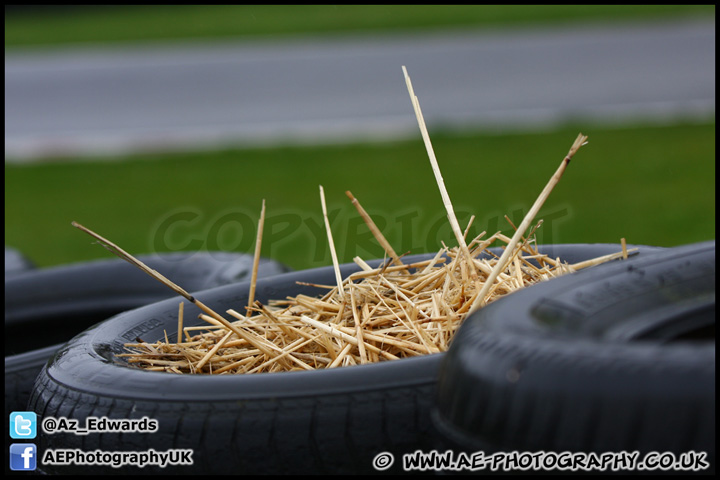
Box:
[73,67,630,375]
[116,231,628,374]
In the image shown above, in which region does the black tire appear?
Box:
[27,244,662,475]
[5,251,291,380]
[5,251,290,475]
[432,240,715,474]
[5,251,291,356]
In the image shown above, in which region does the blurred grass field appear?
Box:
[5,122,715,270]
[5,5,714,48]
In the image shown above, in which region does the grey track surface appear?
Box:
[4,17,715,162]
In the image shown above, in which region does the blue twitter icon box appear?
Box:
[10,411,37,439]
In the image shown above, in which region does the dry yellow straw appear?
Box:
[466,133,588,315]
[247,199,266,314]
[320,185,345,298]
[177,301,184,343]
[402,66,478,281]
[346,190,402,265]
[72,221,196,301]
[621,237,628,260]
[79,67,635,376]
[71,221,266,353]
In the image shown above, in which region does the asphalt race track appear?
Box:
[4,17,715,161]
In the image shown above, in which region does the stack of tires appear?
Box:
[10,242,715,475]
[432,240,715,475]
[5,250,291,475]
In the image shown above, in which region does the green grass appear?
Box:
[5,5,714,48]
[5,122,715,271]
